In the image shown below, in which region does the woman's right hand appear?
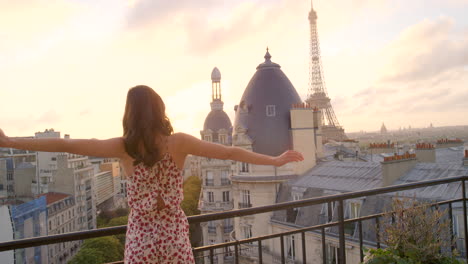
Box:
[0,129,9,147]
[273,150,304,167]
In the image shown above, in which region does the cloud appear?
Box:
[380,17,468,83]
[1,110,62,134]
[125,0,216,28]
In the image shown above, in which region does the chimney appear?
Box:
[415,143,436,163]
[290,103,317,174]
[64,134,70,139]
[369,142,395,154]
[464,150,468,166]
[436,138,464,149]
[381,152,417,187]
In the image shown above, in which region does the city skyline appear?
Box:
[2,0,468,139]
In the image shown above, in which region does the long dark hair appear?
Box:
[123,85,173,167]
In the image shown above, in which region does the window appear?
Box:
[221,170,230,185]
[242,225,252,240]
[223,218,233,233]
[239,190,251,208]
[350,202,361,219]
[208,221,216,234]
[266,105,276,117]
[207,192,214,203]
[222,191,230,202]
[240,162,249,173]
[206,171,214,186]
[454,213,465,238]
[326,244,339,264]
[7,172,13,181]
[286,235,296,260]
[204,135,212,142]
[219,134,227,144]
[224,239,233,257]
[322,201,336,223]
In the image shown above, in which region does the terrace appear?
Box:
[1,176,467,264]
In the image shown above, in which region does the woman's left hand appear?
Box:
[273,150,304,167]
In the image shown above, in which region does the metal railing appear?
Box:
[238,202,252,209]
[0,176,467,264]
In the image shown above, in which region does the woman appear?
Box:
[0,85,303,263]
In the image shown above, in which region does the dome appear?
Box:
[211,67,221,82]
[204,110,232,132]
[233,49,302,156]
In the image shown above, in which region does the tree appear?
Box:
[68,236,124,264]
[180,175,202,247]
[181,176,201,216]
[364,198,462,263]
[105,215,128,245]
[68,248,105,264]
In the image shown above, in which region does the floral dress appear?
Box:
[125,152,195,263]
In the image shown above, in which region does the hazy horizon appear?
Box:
[2,0,468,139]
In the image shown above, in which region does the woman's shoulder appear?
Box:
[167,133,187,149]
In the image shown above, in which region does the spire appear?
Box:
[210,67,223,109]
[264,47,271,62]
[257,47,280,69]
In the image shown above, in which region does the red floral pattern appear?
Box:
[125,153,195,263]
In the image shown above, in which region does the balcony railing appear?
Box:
[1,175,468,264]
[238,202,252,209]
[221,179,231,185]
[205,179,214,186]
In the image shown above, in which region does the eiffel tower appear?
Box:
[305,0,347,142]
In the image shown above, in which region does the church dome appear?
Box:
[204,110,232,132]
[233,49,302,156]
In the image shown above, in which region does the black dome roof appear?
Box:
[233,50,302,156]
[203,109,232,132]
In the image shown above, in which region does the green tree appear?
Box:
[68,248,105,264]
[180,176,202,247]
[69,236,124,264]
[181,176,201,216]
[105,215,129,245]
[364,198,462,264]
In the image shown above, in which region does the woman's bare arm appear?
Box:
[0,129,126,159]
[175,133,303,167]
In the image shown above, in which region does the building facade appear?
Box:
[39,192,79,264]
[199,67,235,264]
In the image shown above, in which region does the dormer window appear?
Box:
[266,105,276,117]
[219,134,227,144]
[204,135,212,142]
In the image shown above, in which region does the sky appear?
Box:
[1,0,468,139]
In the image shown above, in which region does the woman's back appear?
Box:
[125,150,195,263]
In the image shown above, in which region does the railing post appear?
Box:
[375,217,381,249]
[462,180,468,260]
[280,235,285,264]
[449,202,455,252]
[301,231,307,264]
[235,243,239,264]
[258,239,263,264]
[322,227,326,264]
[338,200,346,264]
[209,248,214,264]
[358,220,364,262]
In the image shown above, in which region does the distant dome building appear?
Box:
[381,122,388,134]
[230,49,322,250]
[199,68,234,263]
[201,67,232,144]
[233,49,302,156]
